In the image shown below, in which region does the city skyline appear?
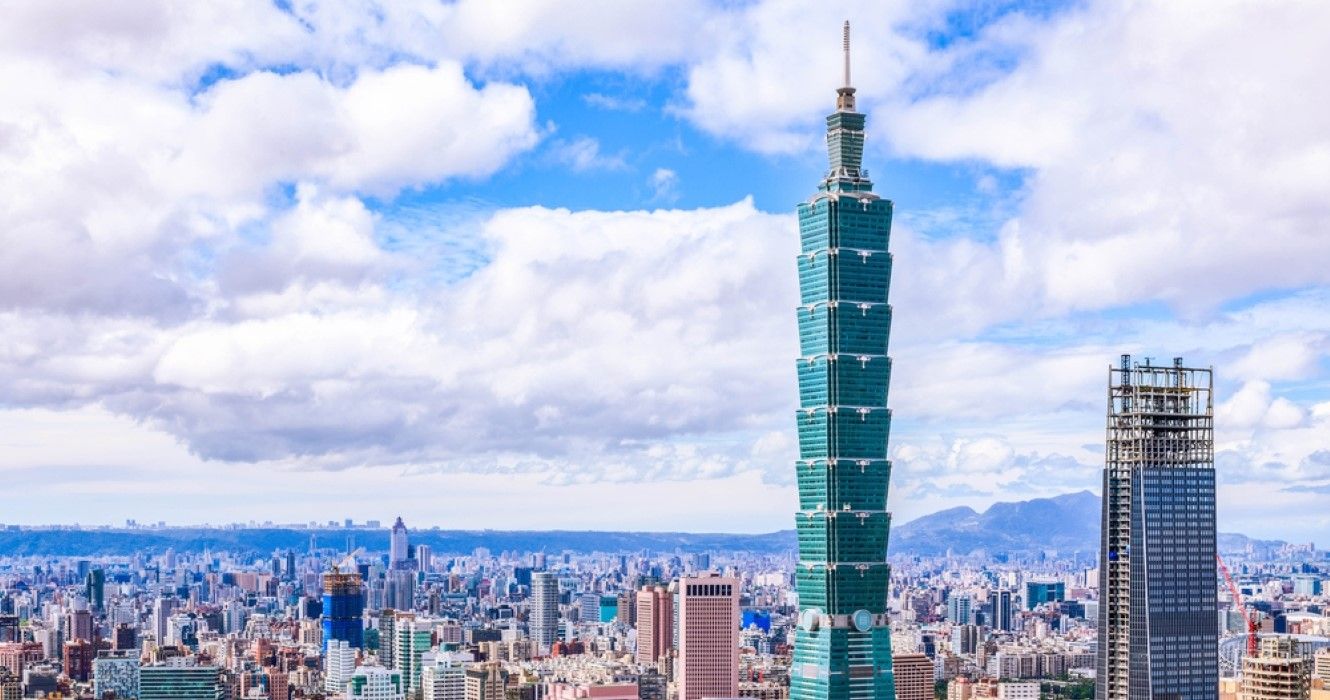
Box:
[3,2,1330,543]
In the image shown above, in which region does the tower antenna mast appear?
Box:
[843,21,851,88]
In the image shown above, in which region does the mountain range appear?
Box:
[0,491,1281,557]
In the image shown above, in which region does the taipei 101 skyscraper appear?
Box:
[790,22,896,700]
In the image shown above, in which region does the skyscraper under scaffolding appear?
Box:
[791,21,895,700]
[1096,355,1219,700]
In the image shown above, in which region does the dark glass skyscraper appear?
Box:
[1096,355,1218,700]
[790,22,895,700]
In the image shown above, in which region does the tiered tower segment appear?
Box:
[790,22,896,700]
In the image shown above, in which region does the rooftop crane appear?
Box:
[1217,553,1258,656]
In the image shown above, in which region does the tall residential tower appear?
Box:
[791,21,896,700]
[1096,355,1219,700]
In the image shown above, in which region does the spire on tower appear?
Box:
[843,20,851,88]
[836,20,857,112]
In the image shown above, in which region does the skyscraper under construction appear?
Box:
[1096,355,1219,700]
[790,22,895,700]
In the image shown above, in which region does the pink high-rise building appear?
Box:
[677,573,739,700]
[635,586,673,664]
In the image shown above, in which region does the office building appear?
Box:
[530,572,559,654]
[417,544,432,573]
[950,625,979,655]
[994,590,1014,632]
[348,665,405,700]
[326,639,357,693]
[323,570,365,651]
[617,592,636,626]
[394,617,433,696]
[892,653,932,700]
[947,596,972,625]
[464,663,507,700]
[390,517,410,569]
[67,608,93,643]
[387,569,415,612]
[139,663,222,700]
[1024,582,1065,611]
[1096,356,1218,700]
[1242,637,1310,700]
[62,640,95,682]
[85,569,105,612]
[791,22,896,700]
[421,652,472,700]
[152,596,176,646]
[94,650,139,700]
[678,573,739,700]
[636,585,673,664]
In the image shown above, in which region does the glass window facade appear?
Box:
[1096,357,1218,700]
[791,36,896,700]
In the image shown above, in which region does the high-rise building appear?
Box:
[1096,356,1218,700]
[62,640,95,682]
[530,572,559,654]
[348,665,405,700]
[947,596,972,625]
[85,570,105,612]
[1242,637,1310,700]
[323,570,365,651]
[152,596,176,646]
[1023,582,1065,611]
[390,517,410,569]
[464,663,507,700]
[994,590,1014,632]
[892,653,932,700]
[422,652,472,700]
[94,650,140,700]
[67,608,93,643]
[326,639,357,693]
[139,663,222,700]
[791,22,896,700]
[417,544,432,573]
[635,585,673,664]
[387,569,415,612]
[678,573,739,700]
[949,625,979,655]
[393,617,433,696]
[616,592,636,626]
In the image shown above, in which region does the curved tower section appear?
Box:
[791,22,896,700]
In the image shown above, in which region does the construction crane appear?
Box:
[1217,553,1258,656]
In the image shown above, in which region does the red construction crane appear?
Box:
[1217,553,1258,656]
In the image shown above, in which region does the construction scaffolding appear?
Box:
[1097,355,1217,700]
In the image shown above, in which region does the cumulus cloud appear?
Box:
[2,0,1329,537]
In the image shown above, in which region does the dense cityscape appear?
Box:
[0,515,1327,700]
[4,6,1329,700]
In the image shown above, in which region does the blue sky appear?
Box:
[1,1,1329,542]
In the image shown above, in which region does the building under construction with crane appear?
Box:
[1096,355,1219,700]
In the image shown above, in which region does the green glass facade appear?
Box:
[790,43,895,700]
[139,665,223,700]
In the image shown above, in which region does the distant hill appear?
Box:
[0,491,1280,558]
[890,490,1101,557]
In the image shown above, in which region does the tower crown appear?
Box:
[822,21,872,194]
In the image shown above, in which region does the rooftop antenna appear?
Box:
[843,20,851,88]
[837,21,857,112]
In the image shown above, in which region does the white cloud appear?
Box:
[546,136,628,172]
[884,2,1330,318]
[648,168,680,203]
